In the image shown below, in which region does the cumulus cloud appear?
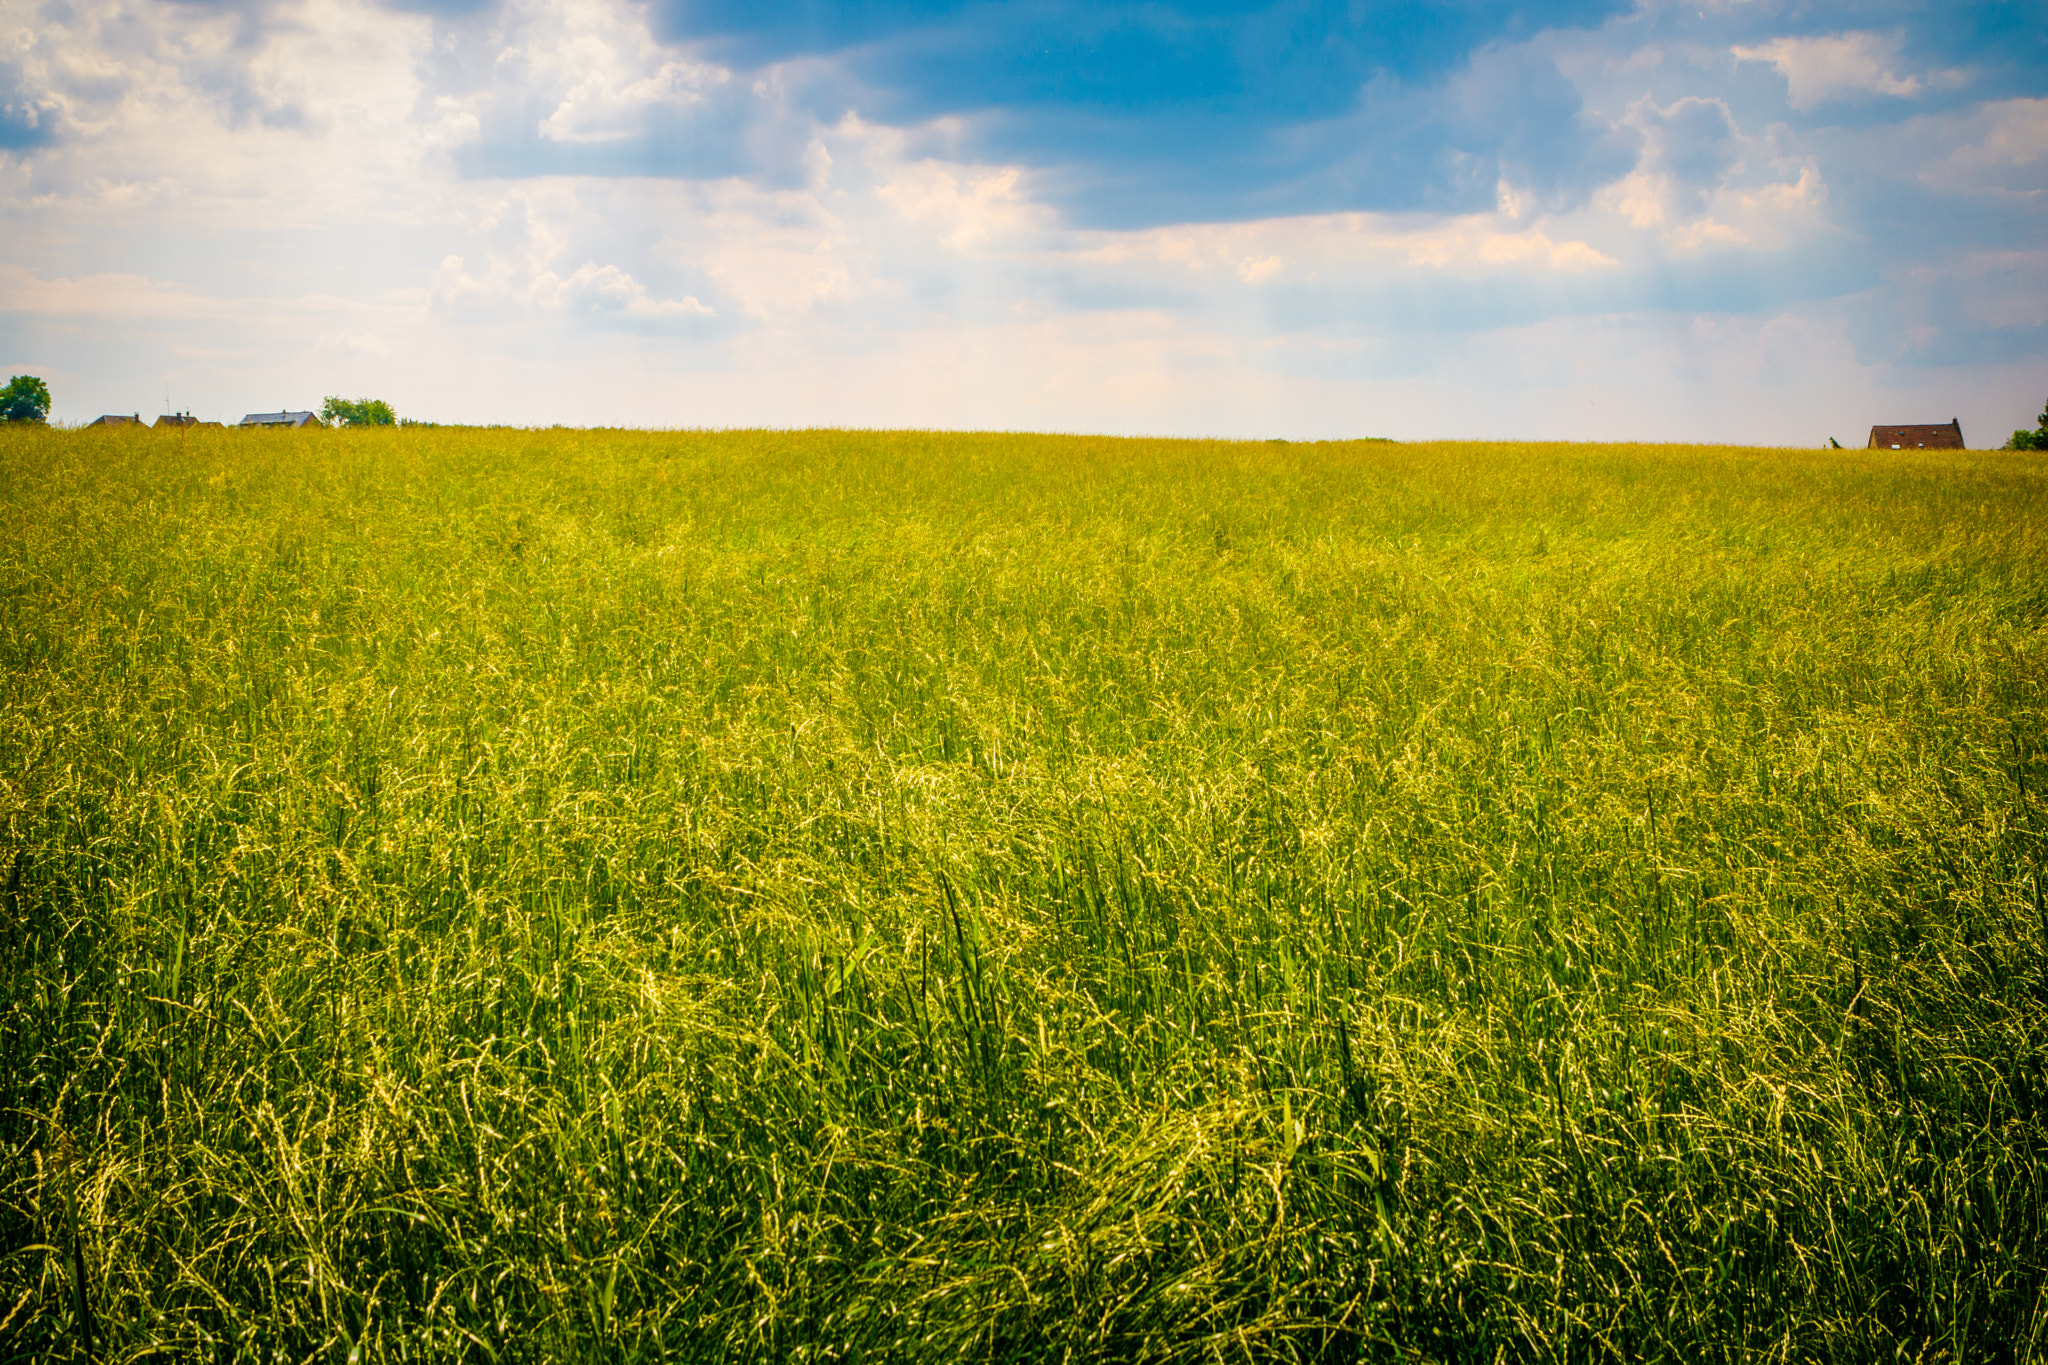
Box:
[1918,98,2048,198]
[544,261,712,316]
[0,0,437,224]
[429,243,712,323]
[874,158,1044,250]
[1588,93,1826,250]
[1731,32,1935,112]
[0,0,2041,439]
[499,0,730,143]
[419,0,1644,226]
[1637,96,1742,216]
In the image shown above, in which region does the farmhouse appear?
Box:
[1868,419,1964,449]
[87,413,144,427]
[239,410,320,428]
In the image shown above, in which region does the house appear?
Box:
[155,412,198,428]
[239,410,320,428]
[1868,419,1964,450]
[87,413,144,427]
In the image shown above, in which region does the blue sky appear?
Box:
[1,0,2042,439]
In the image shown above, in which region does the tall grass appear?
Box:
[1,425,2045,1361]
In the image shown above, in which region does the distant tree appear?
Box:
[0,375,51,424]
[2006,396,2048,450]
[321,396,397,427]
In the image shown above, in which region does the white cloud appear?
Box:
[0,0,2039,440]
[1071,213,1615,280]
[1731,32,1936,112]
[431,250,709,320]
[697,233,856,320]
[543,262,713,317]
[1918,98,2048,197]
[1588,94,1826,250]
[874,159,1043,249]
[0,0,438,227]
[501,0,730,143]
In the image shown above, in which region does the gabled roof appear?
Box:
[88,413,144,427]
[155,413,199,428]
[239,410,319,428]
[1868,419,1964,450]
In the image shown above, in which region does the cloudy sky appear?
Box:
[1,0,2042,439]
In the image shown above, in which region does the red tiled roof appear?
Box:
[1868,421,1964,449]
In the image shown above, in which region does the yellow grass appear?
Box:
[2,424,2045,1361]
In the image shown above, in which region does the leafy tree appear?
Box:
[321,396,397,427]
[0,374,51,424]
[2006,396,2048,450]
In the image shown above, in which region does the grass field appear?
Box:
[1,425,2045,1362]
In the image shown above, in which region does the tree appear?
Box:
[321,396,397,427]
[0,375,51,424]
[2006,396,2048,451]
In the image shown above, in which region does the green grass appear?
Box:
[1,425,2045,1362]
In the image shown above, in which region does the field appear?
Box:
[1,425,2045,1362]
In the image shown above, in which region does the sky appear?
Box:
[0,0,2043,440]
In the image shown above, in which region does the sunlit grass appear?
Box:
[2,424,2045,1361]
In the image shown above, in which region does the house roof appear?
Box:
[87,413,143,427]
[1868,419,1964,449]
[239,411,319,427]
